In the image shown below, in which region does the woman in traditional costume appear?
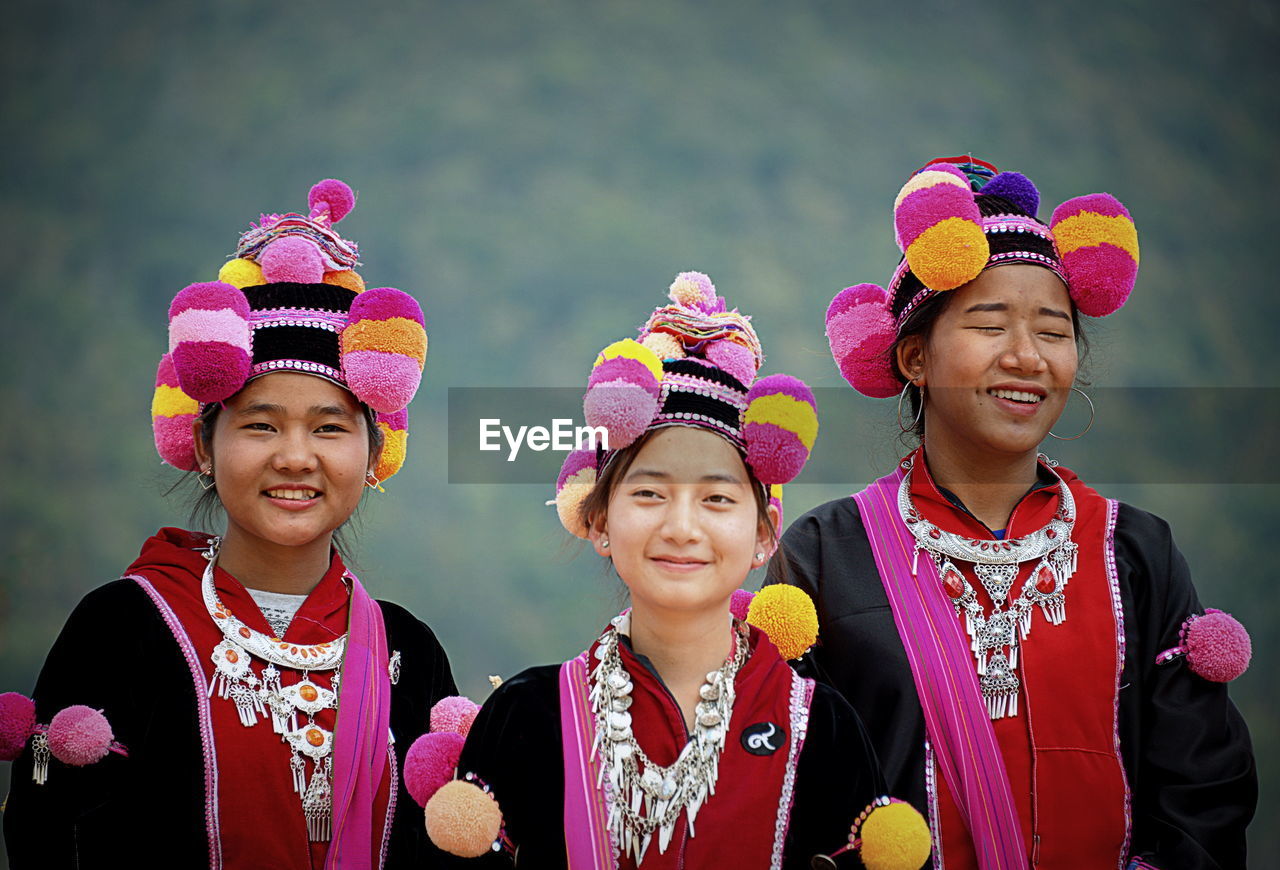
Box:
[414,272,932,869]
[770,158,1257,868]
[2,180,458,868]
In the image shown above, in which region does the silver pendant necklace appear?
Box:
[898,457,1078,719]
[589,614,749,864]
[201,537,344,840]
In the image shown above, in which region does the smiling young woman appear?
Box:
[2,181,458,869]
[769,158,1257,869]
[420,273,930,870]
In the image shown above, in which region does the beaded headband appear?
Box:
[827,157,1140,398]
[554,272,819,539]
[151,179,427,482]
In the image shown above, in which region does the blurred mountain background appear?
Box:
[2,0,1276,861]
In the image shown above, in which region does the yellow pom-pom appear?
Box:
[424,780,503,858]
[746,585,818,660]
[556,467,596,538]
[374,425,407,481]
[859,800,932,870]
[323,269,366,293]
[641,331,685,361]
[904,217,988,292]
[218,258,264,289]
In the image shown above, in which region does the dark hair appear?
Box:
[577,428,778,544]
[889,193,1091,444]
[181,397,385,558]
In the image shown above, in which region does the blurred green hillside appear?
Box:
[2,0,1276,862]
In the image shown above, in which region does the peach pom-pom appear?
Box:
[0,692,37,762]
[431,696,481,737]
[259,236,325,284]
[47,705,113,766]
[404,731,466,807]
[425,780,503,858]
[218,258,265,289]
[668,271,719,311]
[858,799,932,870]
[747,585,819,660]
[641,331,685,361]
[729,589,755,621]
[323,269,366,293]
[1186,609,1252,682]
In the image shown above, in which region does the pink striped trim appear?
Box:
[768,671,815,869]
[854,472,1026,869]
[169,308,252,352]
[1104,500,1134,867]
[129,575,222,870]
[560,654,617,870]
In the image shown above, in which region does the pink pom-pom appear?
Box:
[350,286,427,327]
[1185,609,1252,683]
[668,271,723,313]
[309,178,356,223]
[430,696,481,737]
[704,340,758,387]
[404,731,466,807]
[168,282,252,403]
[583,380,660,449]
[259,236,326,284]
[0,692,37,762]
[826,284,899,398]
[743,374,818,485]
[1050,193,1139,317]
[729,589,755,621]
[47,705,113,766]
[588,357,662,399]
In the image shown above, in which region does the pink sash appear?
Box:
[560,654,616,870]
[854,469,1027,869]
[327,576,392,870]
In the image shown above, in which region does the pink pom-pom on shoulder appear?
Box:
[1156,608,1252,682]
[743,374,818,485]
[259,236,326,284]
[308,178,356,223]
[168,281,252,403]
[826,284,899,398]
[729,589,755,621]
[46,705,114,766]
[430,696,481,737]
[1050,193,1139,317]
[0,692,37,762]
[404,731,466,807]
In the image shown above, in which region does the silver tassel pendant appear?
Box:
[303,757,333,841]
[31,732,50,785]
[290,750,307,795]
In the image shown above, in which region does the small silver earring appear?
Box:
[601,539,609,549]
[754,552,765,562]
[199,466,215,491]
[365,471,381,490]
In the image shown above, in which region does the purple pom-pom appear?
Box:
[704,340,758,387]
[1185,609,1252,682]
[583,380,660,450]
[982,171,1040,217]
[0,692,37,762]
[430,696,481,737]
[404,731,466,807]
[47,705,113,766]
[259,236,326,284]
[826,284,899,399]
[730,589,755,621]
[309,178,356,223]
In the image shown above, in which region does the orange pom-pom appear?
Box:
[323,269,366,293]
[746,585,819,660]
[424,780,503,858]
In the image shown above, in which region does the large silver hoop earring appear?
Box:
[897,381,925,433]
[1049,387,1095,441]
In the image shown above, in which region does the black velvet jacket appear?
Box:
[442,657,885,869]
[767,496,1256,870]
[3,579,458,869]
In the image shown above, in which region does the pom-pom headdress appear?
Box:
[555,271,818,538]
[152,179,428,482]
[828,157,1140,397]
